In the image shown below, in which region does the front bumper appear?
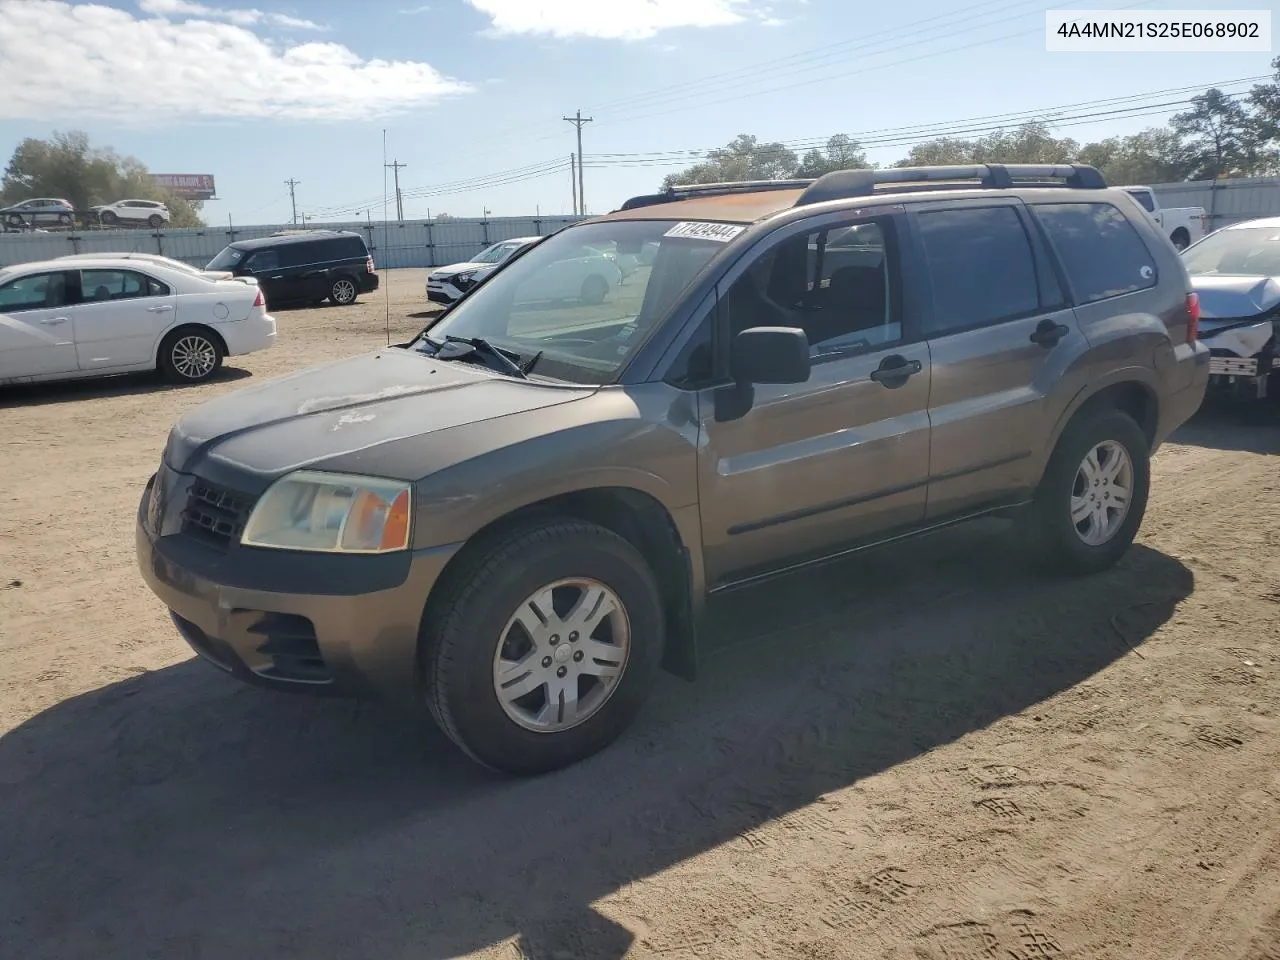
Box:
[135,481,458,703]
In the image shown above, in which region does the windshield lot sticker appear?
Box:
[664,221,744,243]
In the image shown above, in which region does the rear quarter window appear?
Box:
[1032,202,1157,305]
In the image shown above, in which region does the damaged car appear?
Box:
[1182,217,1280,401]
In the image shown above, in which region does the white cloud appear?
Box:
[466,0,758,40]
[0,0,472,122]
[138,0,324,30]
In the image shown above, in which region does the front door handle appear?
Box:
[869,355,923,388]
[147,304,174,313]
[39,316,68,325]
[1030,318,1070,348]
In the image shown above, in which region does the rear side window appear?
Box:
[1125,190,1156,213]
[917,206,1040,335]
[1033,203,1157,305]
[275,243,313,267]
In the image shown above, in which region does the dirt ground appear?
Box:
[1,268,1278,960]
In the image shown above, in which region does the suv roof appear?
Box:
[606,163,1109,224]
[230,230,365,251]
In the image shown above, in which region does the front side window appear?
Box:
[246,249,279,272]
[80,269,155,302]
[1182,226,1280,278]
[723,217,900,356]
[1033,202,1157,304]
[417,220,731,384]
[0,271,71,311]
[918,206,1040,335]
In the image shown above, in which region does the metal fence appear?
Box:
[0,214,586,271]
[1149,177,1280,231]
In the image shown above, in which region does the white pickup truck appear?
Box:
[1123,186,1208,251]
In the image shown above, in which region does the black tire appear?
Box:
[100,210,118,226]
[1019,408,1150,575]
[148,214,164,228]
[157,327,224,384]
[328,275,359,305]
[422,519,665,775]
[58,213,73,226]
[580,274,609,305]
[5,214,23,228]
[1171,228,1190,251]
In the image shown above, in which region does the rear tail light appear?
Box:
[365,255,376,274]
[1185,292,1200,343]
[253,288,265,308]
[1200,214,1208,235]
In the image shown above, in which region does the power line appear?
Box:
[283,178,301,226]
[563,110,593,214]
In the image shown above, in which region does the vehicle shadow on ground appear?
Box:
[0,367,252,409]
[1171,397,1280,454]
[0,522,1192,960]
[0,366,252,407]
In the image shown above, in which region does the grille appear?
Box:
[181,478,255,548]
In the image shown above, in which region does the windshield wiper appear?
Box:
[429,335,528,379]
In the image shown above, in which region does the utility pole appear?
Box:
[284,178,301,226]
[563,110,592,214]
[569,154,578,215]
[385,159,407,221]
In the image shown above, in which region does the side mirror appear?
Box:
[730,326,811,384]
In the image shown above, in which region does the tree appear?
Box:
[1246,56,1280,169]
[0,130,205,226]
[794,134,870,178]
[1076,128,1194,185]
[662,134,798,188]
[895,121,1079,167]
[1172,89,1259,179]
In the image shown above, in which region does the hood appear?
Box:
[429,260,487,278]
[1189,274,1280,320]
[164,349,594,491]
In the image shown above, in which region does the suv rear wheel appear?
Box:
[1020,408,1150,574]
[329,276,358,305]
[422,519,664,775]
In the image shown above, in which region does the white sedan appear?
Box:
[0,256,276,386]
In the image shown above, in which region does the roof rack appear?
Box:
[615,164,1107,213]
[795,164,1107,206]
[618,179,812,211]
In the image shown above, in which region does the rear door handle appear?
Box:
[270,275,284,280]
[147,304,174,313]
[869,355,923,387]
[1030,319,1070,348]
[39,316,68,325]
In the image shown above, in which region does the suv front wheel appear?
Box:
[421,519,665,775]
[1021,408,1151,575]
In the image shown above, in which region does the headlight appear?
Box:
[240,471,412,553]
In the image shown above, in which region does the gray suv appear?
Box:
[137,164,1210,775]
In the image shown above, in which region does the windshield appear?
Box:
[417,220,731,384]
[473,241,525,264]
[1183,227,1280,277]
[206,245,246,271]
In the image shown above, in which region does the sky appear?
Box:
[0,0,1274,226]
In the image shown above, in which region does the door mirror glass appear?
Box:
[731,326,811,384]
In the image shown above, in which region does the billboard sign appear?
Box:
[151,174,216,200]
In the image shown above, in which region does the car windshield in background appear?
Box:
[417,220,730,384]
[473,241,526,264]
[1183,227,1280,277]
[206,246,245,270]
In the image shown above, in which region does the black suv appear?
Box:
[205,230,379,308]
